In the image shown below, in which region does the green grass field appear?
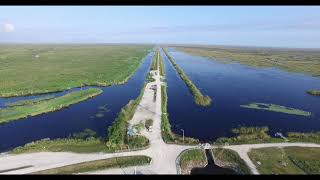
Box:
[248,147,320,174]
[0,44,152,97]
[31,155,151,174]
[174,46,320,77]
[0,88,102,124]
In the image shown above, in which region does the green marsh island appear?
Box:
[0,88,103,124]
[240,103,311,117]
[306,90,320,96]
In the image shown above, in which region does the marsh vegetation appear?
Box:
[240,102,312,117]
[0,44,151,97]
[174,45,320,77]
[0,88,102,124]
[215,126,284,145]
[162,47,211,106]
[306,90,320,96]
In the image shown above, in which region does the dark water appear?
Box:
[162,48,320,142]
[191,149,236,175]
[0,51,154,152]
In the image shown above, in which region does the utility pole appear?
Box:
[181,129,184,144]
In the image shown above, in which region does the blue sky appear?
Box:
[0,6,320,48]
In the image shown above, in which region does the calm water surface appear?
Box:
[162,48,320,142]
[0,51,153,152]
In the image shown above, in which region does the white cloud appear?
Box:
[3,23,15,32]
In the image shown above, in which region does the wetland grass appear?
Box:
[0,88,103,124]
[306,90,320,96]
[240,102,311,117]
[174,46,320,77]
[0,44,152,97]
[215,126,284,145]
[162,47,211,107]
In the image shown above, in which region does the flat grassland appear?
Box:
[0,88,102,124]
[0,44,152,97]
[174,45,320,77]
[248,147,320,174]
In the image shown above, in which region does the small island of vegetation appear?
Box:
[0,88,103,124]
[240,102,311,117]
[306,90,320,96]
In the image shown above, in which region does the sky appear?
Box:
[0,6,320,48]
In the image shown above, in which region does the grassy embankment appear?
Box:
[31,156,152,174]
[160,63,199,145]
[0,88,102,124]
[160,49,199,145]
[11,128,107,154]
[240,102,312,117]
[158,49,165,76]
[248,147,320,174]
[174,46,320,77]
[306,90,320,96]
[214,126,320,145]
[151,48,159,71]
[214,127,285,145]
[162,47,212,106]
[211,148,251,174]
[161,85,199,145]
[0,44,151,97]
[179,149,207,174]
